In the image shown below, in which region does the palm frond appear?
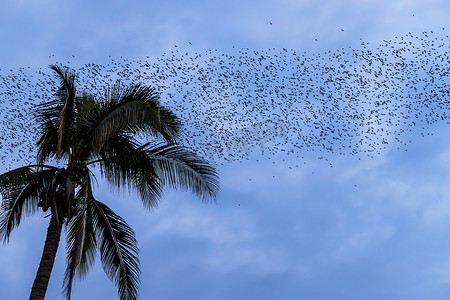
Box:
[36,114,64,163]
[75,93,97,126]
[34,65,80,161]
[147,143,219,203]
[50,65,77,155]
[49,64,76,100]
[0,165,59,192]
[153,105,181,142]
[33,65,76,122]
[0,167,56,242]
[92,200,140,300]
[57,98,70,154]
[0,166,33,190]
[94,135,162,209]
[79,84,180,154]
[63,169,97,299]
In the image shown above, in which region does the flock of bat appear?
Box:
[0,30,450,169]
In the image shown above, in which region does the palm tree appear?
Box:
[0,65,219,300]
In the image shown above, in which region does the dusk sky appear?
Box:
[2,1,450,299]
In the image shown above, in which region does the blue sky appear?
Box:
[2,0,450,299]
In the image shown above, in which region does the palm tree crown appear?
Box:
[0,65,219,300]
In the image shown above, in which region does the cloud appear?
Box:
[333,224,397,261]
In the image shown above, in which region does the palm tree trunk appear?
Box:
[29,212,63,300]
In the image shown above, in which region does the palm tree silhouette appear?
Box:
[0,65,219,300]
